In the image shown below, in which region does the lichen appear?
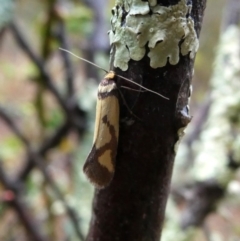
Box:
[109,0,199,71]
[129,0,150,15]
[149,0,157,7]
[174,127,187,153]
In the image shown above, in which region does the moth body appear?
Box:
[83,71,119,188]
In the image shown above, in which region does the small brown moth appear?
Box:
[84,71,119,188]
[59,48,169,188]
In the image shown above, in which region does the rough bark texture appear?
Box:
[86,1,206,241]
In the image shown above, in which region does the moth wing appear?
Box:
[83,81,119,188]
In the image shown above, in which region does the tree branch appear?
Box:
[18,121,71,180]
[8,22,69,115]
[0,108,85,240]
[86,1,206,241]
[56,20,75,98]
[0,161,49,241]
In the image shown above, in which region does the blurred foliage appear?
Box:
[0,0,14,29]
[65,3,94,36]
[193,0,225,105]
[0,134,23,160]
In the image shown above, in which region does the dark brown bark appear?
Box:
[86,1,206,241]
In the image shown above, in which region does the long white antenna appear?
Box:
[59,48,108,73]
[59,48,169,100]
[117,74,169,100]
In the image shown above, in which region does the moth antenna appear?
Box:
[59,48,169,100]
[120,86,146,93]
[59,48,108,73]
[117,74,169,100]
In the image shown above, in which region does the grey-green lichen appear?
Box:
[109,0,199,71]
[174,127,187,153]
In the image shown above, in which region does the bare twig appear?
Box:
[8,22,69,115]
[41,0,56,59]
[5,20,87,178]
[0,107,68,179]
[0,106,29,147]
[82,0,110,82]
[18,121,71,180]
[56,20,75,98]
[0,161,49,241]
[31,154,85,241]
[1,5,87,240]
[0,108,85,240]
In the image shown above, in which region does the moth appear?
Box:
[59,48,169,188]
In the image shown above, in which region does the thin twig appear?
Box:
[41,0,56,59]
[0,107,68,179]
[57,21,75,97]
[6,21,87,175]
[18,121,71,180]
[0,106,29,147]
[9,22,69,115]
[31,153,85,241]
[0,109,85,240]
[0,161,49,241]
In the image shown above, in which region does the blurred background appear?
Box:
[1,0,240,241]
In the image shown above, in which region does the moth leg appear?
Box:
[118,88,143,122]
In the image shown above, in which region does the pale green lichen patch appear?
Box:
[174,127,187,153]
[109,0,199,71]
[148,0,157,7]
[129,0,150,15]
